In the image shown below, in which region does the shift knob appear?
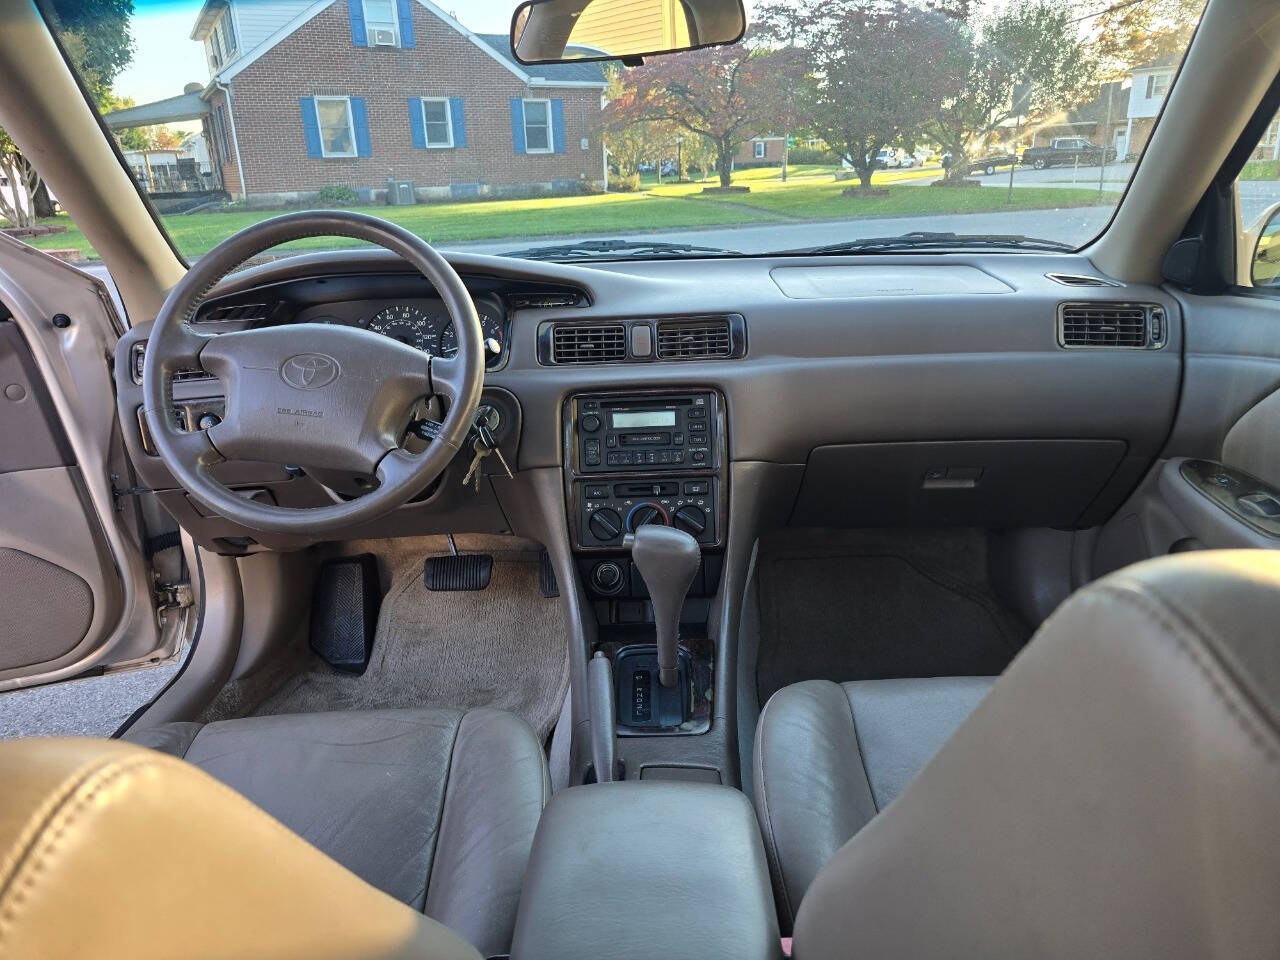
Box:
[628,524,700,688]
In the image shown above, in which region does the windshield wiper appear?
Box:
[500,238,739,260]
[781,232,1077,255]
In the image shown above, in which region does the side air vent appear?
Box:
[200,302,270,325]
[510,291,585,309]
[1046,272,1121,287]
[1059,302,1165,349]
[551,323,626,363]
[656,318,733,360]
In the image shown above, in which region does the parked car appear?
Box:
[940,152,1017,175]
[1020,137,1117,170]
[899,153,917,168]
[874,149,901,169]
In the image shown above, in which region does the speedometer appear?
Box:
[439,303,505,363]
[366,305,442,354]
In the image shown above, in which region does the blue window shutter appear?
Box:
[348,0,367,46]
[350,97,372,157]
[299,97,322,157]
[396,0,414,47]
[510,99,526,154]
[409,98,426,148]
[551,98,566,154]
[449,97,466,148]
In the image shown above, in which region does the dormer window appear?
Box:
[206,10,237,72]
[363,0,400,46]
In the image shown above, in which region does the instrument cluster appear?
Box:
[294,296,507,365]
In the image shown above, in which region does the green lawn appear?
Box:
[18,165,1112,262]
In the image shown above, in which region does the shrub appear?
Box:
[787,147,836,165]
[316,185,359,207]
[608,173,641,192]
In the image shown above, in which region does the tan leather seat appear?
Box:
[0,736,480,960]
[771,551,1280,959]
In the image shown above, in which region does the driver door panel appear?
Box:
[0,240,162,688]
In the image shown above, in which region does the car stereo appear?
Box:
[572,392,718,473]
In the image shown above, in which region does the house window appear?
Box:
[215,105,232,160]
[522,99,552,153]
[315,97,357,158]
[754,141,766,159]
[1146,72,1170,99]
[363,0,399,45]
[421,98,453,148]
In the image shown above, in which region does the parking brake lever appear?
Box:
[626,525,700,688]
[588,652,617,783]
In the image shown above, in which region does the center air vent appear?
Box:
[1059,302,1164,349]
[657,318,733,360]
[551,323,626,363]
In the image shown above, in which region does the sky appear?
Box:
[115,0,534,103]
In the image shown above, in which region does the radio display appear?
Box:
[610,410,677,429]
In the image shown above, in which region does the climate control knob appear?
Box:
[588,507,623,542]
[625,502,669,532]
[673,505,707,536]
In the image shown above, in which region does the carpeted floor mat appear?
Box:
[254,537,569,741]
[756,529,1029,706]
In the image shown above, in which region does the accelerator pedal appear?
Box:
[310,554,380,675]
[424,553,493,591]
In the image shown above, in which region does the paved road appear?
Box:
[454,204,1119,255]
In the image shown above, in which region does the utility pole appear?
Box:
[1098,83,1113,200]
[1009,82,1030,203]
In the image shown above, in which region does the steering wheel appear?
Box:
[143,211,485,536]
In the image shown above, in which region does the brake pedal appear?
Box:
[424,554,493,591]
[310,554,380,674]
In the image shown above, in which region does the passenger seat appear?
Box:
[753,676,993,928]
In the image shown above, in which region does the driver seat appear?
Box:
[124,705,549,958]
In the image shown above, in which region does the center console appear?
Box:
[564,389,728,740]
[511,782,781,960]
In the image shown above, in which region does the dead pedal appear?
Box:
[424,554,493,591]
[539,549,559,598]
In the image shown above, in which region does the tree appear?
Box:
[1,0,135,220]
[602,43,783,188]
[769,0,961,191]
[929,1,1093,181]
[0,131,41,228]
[1091,0,1201,81]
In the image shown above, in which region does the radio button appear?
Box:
[692,451,707,463]
[581,414,602,432]
[673,432,684,445]
[688,407,706,419]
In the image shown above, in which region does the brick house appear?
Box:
[733,136,786,167]
[184,0,607,204]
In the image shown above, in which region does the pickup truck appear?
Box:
[1019,138,1116,169]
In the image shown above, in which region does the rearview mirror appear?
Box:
[510,0,746,65]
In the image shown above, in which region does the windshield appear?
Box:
[22,0,1205,263]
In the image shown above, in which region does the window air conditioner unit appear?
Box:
[370,28,397,46]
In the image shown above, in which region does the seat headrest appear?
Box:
[0,737,480,960]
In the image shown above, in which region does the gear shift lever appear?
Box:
[627,525,700,688]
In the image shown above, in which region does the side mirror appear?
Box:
[510,0,745,65]
[1250,203,1280,288]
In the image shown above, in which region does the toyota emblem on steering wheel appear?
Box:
[281,353,340,390]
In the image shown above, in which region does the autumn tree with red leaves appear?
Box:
[602,44,798,189]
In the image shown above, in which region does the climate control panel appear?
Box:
[578,477,718,548]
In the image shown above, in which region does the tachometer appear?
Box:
[366,305,442,353]
[439,303,505,363]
